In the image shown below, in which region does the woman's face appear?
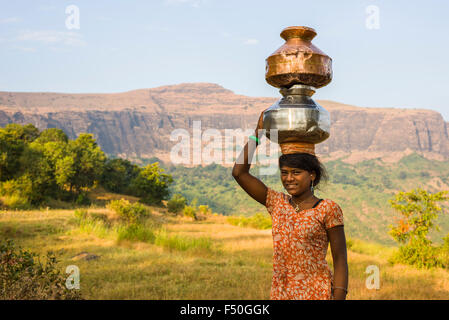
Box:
[280,166,315,196]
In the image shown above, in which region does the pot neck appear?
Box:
[280,84,316,97]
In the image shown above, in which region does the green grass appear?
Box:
[116,223,155,243]
[154,228,214,253]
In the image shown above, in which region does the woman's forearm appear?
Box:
[333,260,349,300]
[232,130,260,177]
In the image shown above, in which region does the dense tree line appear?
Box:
[0,124,172,208]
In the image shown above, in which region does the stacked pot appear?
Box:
[263,26,332,156]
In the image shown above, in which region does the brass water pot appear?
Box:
[265,26,332,89]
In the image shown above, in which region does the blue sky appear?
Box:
[1,0,449,120]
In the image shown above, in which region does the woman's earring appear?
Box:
[310,181,314,194]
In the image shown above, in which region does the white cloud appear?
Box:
[0,17,21,24]
[16,30,86,47]
[13,46,37,53]
[244,39,259,45]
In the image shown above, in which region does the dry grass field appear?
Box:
[1,204,449,300]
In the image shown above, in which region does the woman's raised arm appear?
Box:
[232,111,268,206]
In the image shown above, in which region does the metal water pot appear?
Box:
[263,84,330,145]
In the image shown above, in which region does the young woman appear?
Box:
[231,112,348,300]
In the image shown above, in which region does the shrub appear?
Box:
[75,192,91,206]
[107,199,150,224]
[183,205,197,220]
[0,176,33,209]
[388,189,449,269]
[227,216,244,227]
[0,194,30,210]
[198,205,212,216]
[0,240,82,300]
[167,194,186,214]
[389,239,443,269]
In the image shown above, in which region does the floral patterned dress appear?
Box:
[265,187,344,300]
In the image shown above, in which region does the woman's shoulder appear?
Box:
[317,199,343,212]
[318,199,344,228]
[320,198,340,206]
[267,187,290,203]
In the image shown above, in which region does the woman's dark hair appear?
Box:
[278,153,328,189]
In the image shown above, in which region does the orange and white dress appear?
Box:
[265,187,344,300]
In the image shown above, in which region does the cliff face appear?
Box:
[318,101,449,157]
[0,83,448,163]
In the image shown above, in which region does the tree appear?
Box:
[66,134,106,193]
[18,145,55,203]
[0,130,25,181]
[0,123,40,181]
[35,128,68,144]
[30,133,73,200]
[34,132,106,196]
[2,123,39,143]
[389,188,449,268]
[0,125,67,204]
[129,162,173,205]
[0,124,109,206]
[100,158,140,194]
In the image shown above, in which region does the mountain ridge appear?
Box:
[1,82,448,164]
